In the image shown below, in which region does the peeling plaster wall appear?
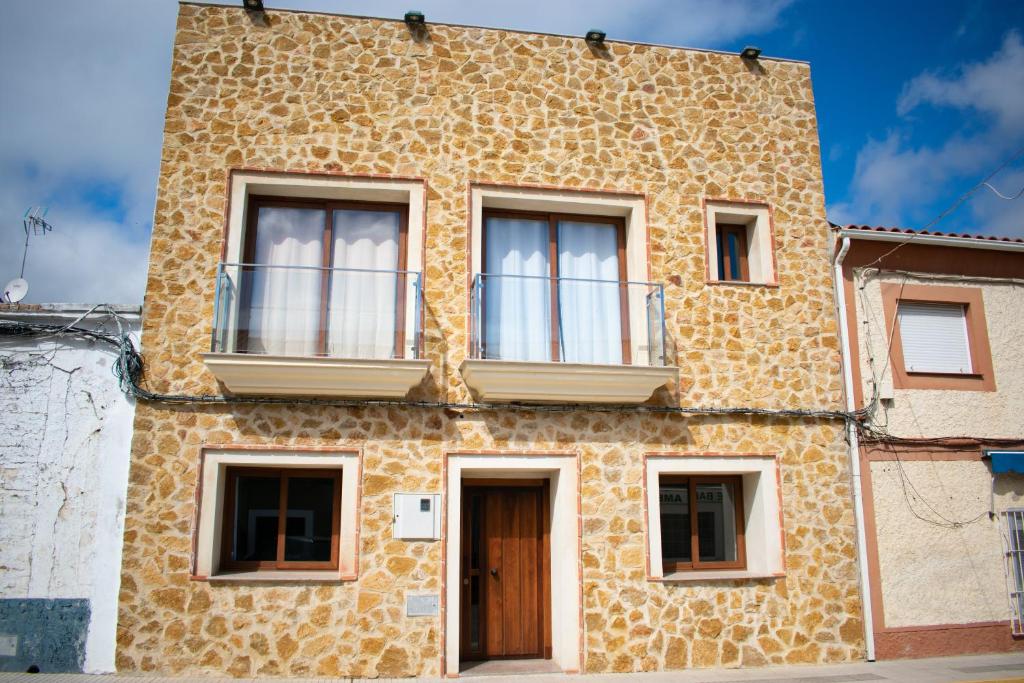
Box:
[0,310,140,673]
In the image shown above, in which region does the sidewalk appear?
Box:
[2,652,1024,683]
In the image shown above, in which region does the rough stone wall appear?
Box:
[117,4,862,676]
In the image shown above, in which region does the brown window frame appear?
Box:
[881,283,996,392]
[238,196,410,357]
[219,466,342,572]
[716,223,750,282]
[481,209,631,363]
[659,474,746,572]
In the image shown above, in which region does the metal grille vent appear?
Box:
[1002,509,1024,635]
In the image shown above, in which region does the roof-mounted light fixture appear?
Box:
[740,46,762,60]
[404,10,425,26]
[242,0,264,11]
[585,29,607,46]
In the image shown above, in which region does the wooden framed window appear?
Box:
[219,467,342,571]
[716,224,750,282]
[481,209,630,364]
[238,196,409,358]
[658,474,746,572]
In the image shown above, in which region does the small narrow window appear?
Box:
[896,301,972,374]
[659,474,745,572]
[221,467,341,571]
[716,224,750,282]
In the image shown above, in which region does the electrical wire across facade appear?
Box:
[0,308,868,422]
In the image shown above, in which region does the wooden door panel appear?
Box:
[484,492,504,657]
[516,489,540,656]
[468,485,546,661]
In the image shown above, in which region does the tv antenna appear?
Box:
[3,207,54,303]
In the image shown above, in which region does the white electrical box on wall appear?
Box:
[393,493,441,539]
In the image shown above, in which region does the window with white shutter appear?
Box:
[896,301,972,374]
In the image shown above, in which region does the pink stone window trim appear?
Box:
[190,445,363,582]
[701,197,780,287]
[641,451,786,581]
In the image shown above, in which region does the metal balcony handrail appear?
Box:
[472,272,662,287]
[220,261,422,276]
[210,262,424,359]
[468,271,667,366]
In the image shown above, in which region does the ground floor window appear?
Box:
[220,467,341,571]
[1004,508,1024,635]
[659,474,745,571]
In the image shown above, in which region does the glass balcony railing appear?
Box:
[211,262,422,360]
[469,273,666,366]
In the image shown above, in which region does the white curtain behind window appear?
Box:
[245,207,325,356]
[484,217,551,361]
[558,221,622,364]
[327,209,400,359]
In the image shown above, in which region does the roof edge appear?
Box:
[836,226,1024,253]
[179,1,810,65]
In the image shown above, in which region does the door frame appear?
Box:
[459,479,551,661]
[442,452,582,676]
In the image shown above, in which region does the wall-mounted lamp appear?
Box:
[404,10,426,26]
[242,0,264,11]
[740,46,762,60]
[585,29,607,46]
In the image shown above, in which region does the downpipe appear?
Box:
[833,236,877,661]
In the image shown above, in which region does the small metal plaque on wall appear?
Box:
[406,594,439,617]
[0,635,17,657]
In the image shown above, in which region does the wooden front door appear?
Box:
[460,482,550,661]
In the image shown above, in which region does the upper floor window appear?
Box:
[704,200,777,286]
[203,172,430,398]
[239,197,409,359]
[881,283,995,392]
[716,224,750,282]
[896,301,971,374]
[460,183,676,404]
[481,210,629,364]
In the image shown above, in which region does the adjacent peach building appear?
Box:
[834,225,1024,659]
[116,3,867,676]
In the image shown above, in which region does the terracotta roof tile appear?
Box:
[834,224,1024,244]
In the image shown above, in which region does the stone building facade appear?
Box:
[117,4,865,677]
[835,226,1024,659]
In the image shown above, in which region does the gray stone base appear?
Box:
[0,599,89,673]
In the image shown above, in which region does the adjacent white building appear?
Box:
[0,304,141,673]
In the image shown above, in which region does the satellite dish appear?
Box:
[3,278,28,303]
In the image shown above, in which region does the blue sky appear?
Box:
[1,0,1022,304]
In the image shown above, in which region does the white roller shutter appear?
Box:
[896,301,972,374]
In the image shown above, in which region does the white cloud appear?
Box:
[898,31,1024,132]
[834,31,1024,236]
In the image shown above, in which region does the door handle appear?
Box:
[490,567,498,578]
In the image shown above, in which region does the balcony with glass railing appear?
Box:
[460,273,678,403]
[202,263,430,397]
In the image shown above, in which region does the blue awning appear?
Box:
[989,451,1024,474]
